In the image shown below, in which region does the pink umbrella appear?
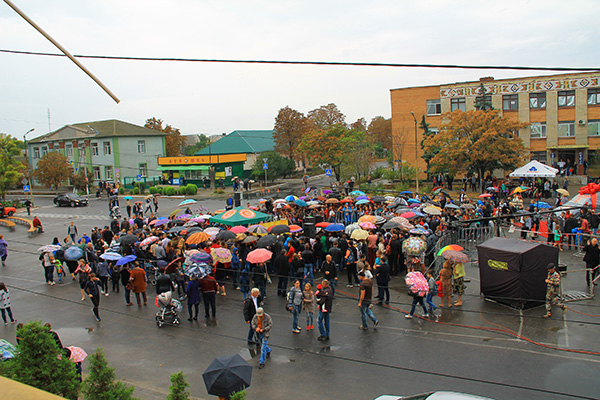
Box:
[204,227,221,237]
[140,236,159,247]
[400,211,416,219]
[246,248,273,264]
[66,346,88,363]
[211,247,233,263]
[479,193,492,198]
[230,226,248,234]
[359,221,376,230]
[153,219,169,227]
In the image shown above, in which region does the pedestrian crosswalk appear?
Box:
[17,212,110,221]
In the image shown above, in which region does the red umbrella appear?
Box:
[246,248,272,264]
[165,257,184,274]
[315,222,330,228]
[229,226,248,234]
[288,224,303,233]
[400,211,416,219]
[479,193,492,198]
[340,197,354,203]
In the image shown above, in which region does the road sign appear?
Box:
[136,174,142,181]
[325,169,332,176]
[22,178,28,185]
[23,185,30,192]
[173,178,180,185]
[263,163,268,170]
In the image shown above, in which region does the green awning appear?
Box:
[158,165,210,171]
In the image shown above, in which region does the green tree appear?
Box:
[167,371,189,400]
[341,129,374,182]
[251,151,295,183]
[299,124,355,182]
[0,321,80,399]
[145,117,186,157]
[35,151,71,190]
[0,135,25,200]
[474,82,494,111]
[82,348,138,400]
[71,168,95,192]
[423,109,528,185]
[273,106,309,164]
[419,115,439,177]
[184,134,210,156]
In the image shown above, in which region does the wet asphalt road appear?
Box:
[0,193,600,400]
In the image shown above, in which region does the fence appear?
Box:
[430,224,494,272]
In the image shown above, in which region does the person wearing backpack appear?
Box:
[287,280,303,333]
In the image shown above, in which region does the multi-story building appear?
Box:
[390,72,600,177]
[27,119,166,185]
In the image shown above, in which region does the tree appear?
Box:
[273,106,309,164]
[474,82,494,111]
[167,372,189,400]
[145,117,186,157]
[184,134,210,156]
[307,103,346,130]
[349,117,367,132]
[250,151,295,183]
[35,151,71,190]
[423,109,528,185]
[298,124,354,182]
[341,129,374,182]
[367,116,392,154]
[419,115,439,177]
[71,168,95,192]
[82,348,138,400]
[0,135,25,200]
[0,321,80,399]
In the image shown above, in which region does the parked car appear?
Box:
[374,392,495,400]
[0,204,16,217]
[53,193,89,207]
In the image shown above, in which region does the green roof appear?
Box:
[28,119,166,143]
[194,130,274,156]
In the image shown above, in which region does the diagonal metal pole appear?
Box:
[3,0,120,103]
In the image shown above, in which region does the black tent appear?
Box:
[477,237,557,309]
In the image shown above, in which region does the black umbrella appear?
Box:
[216,230,236,240]
[269,225,290,235]
[202,354,252,398]
[185,227,203,235]
[119,234,139,246]
[257,234,277,248]
[371,195,386,203]
[168,226,185,234]
[172,219,186,226]
[382,220,401,230]
[241,235,258,244]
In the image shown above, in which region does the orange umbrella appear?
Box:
[186,231,210,244]
[358,215,377,223]
[325,198,340,204]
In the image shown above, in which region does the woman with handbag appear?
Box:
[120,264,134,306]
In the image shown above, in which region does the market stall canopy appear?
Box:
[509,160,558,178]
[209,206,270,226]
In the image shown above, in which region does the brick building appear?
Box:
[390,72,600,177]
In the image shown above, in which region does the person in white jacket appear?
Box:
[0,282,16,325]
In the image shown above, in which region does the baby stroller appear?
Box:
[155,291,182,327]
[111,205,122,219]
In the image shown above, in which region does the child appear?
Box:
[239,264,250,299]
[0,282,16,325]
[303,282,315,330]
[425,270,438,314]
[55,259,65,284]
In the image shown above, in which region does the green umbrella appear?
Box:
[209,206,270,227]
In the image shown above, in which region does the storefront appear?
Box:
[157,154,246,187]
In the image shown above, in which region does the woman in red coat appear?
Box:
[130,262,147,307]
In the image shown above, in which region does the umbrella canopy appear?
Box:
[183,220,199,228]
[288,224,303,233]
[150,218,170,226]
[140,236,159,247]
[165,257,184,274]
[285,195,298,202]
[242,235,258,244]
[324,223,345,232]
[461,203,475,209]
[209,206,270,227]
[340,197,354,203]
[66,346,88,363]
[247,225,269,235]
[119,234,139,246]
[359,221,376,230]
[186,232,210,244]
[315,221,330,228]
[402,236,427,255]
[190,251,212,264]
[358,215,377,223]
[423,206,441,216]
[204,227,221,236]
[409,228,429,236]
[230,226,248,234]
[38,244,61,253]
[437,244,465,256]
[486,186,499,192]
[116,254,137,266]
[123,196,133,200]
[211,247,232,263]
[168,226,185,234]
[510,186,530,195]
[350,190,366,196]
[400,211,416,219]
[216,230,236,241]
[202,354,252,399]
[294,199,308,207]
[382,220,401,230]
[322,189,333,195]
[344,223,361,235]
[247,248,273,264]
[356,199,370,205]
[390,216,409,225]
[445,203,460,209]
[325,198,340,204]
[178,199,197,207]
[99,252,122,261]
[234,233,247,242]
[479,193,492,198]
[556,188,570,197]
[64,246,84,261]
[350,229,369,241]
[371,195,386,202]
[269,225,290,234]
[509,160,558,178]
[257,234,278,248]
[442,249,469,263]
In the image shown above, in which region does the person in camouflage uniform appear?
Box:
[544,263,566,318]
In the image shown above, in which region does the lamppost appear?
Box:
[263,158,268,189]
[410,112,419,194]
[23,128,35,203]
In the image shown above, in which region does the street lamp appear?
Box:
[410,112,419,195]
[23,128,35,203]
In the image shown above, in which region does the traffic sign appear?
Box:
[263,163,268,170]
[325,169,332,176]
[136,174,142,181]
[23,185,30,192]
[22,178,28,185]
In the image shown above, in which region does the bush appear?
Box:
[164,186,177,196]
[370,167,387,180]
[134,182,146,194]
[186,184,198,195]
[167,371,189,400]
[118,186,125,194]
[214,189,225,194]
[178,187,187,195]
[82,348,137,400]
[157,186,164,195]
[131,187,139,195]
[149,186,158,194]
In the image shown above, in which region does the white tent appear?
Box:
[509,160,558,178]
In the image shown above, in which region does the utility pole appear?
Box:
[23,128,35,203]
[410,111,420,195]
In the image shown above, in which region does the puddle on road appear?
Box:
[54,327,95,344]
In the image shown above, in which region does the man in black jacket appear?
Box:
[316,279,333,341]
[564,213,579,249]
[155,267,174,295]
[328,241,342,271]
[389,234,402,276]
[321,254,338,293]
[243,288,263,344]
[583,238,600,287]
[274,249,289,297]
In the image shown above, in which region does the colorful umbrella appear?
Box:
[436,244,465,256]
[315,221,330,228]
[66,346,88,363]
[350,190,366,197]
[356,199,370,205]
[405,271,429,297]
[285,195,298,202]
[358,215,376,223]
[230,226,248,234]
[556,188,569,197]
[359,221,376,230]
[442,250,469,263]
[190,252,212,264]
[402,236,427,255]
[390,216,409,225]
[246,248,273,264]
[247,225,269,235]
[211,247,232,263]
[186,232,210,244]
[235,233,247,242]
[423,206,442,216]
[116,254,137,266]
[204,227,221,237]
[169,208,182,217]
[409,228,429,235]
[479,193,492,198]
[294,199,308,207]
[288,224,303,233]
[350,229,369,241]
[325,198,340,204]
[178,199,197,207]
[340,197,354,203]
[38,244,61,253]
[322,189,333,195]
[140,236,159,247]
[400,211,416,219]
[123,196,133,200]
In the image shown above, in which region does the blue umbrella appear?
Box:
[294,199,308,207]
[64,246,84,261]
[123,196,133,200]
[324,223,345,232]
[100,252,122,261]
[178,199,197,207]
[399,191,413,195]
[356,195,369,201]
[285,195,297,202]
[116,254,137,266]
[536,202,552,209]
[356,199,370,205]
[407,199,420,204]
[350,190,366,197]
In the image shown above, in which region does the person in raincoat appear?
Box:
[0,235,7,267]
[439,260,453,308]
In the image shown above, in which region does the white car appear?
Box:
[375,392,495,400]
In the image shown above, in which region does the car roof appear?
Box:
[374,392,495,400]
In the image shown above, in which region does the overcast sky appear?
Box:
[1,0,599,139]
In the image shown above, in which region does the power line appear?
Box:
[1,48,599,72]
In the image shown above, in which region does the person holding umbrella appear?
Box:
[251,307,272,369]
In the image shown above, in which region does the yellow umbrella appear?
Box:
[556,188,569,197]
[169,208,182,217]
[358,215,377,223]
[350,229,369,241]
[186,232,210,244]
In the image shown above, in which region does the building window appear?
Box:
[558,90,575,107]
[529,92,546,109]
[65,144,73,157]
[93,167,101,180]
[33,147,40,159]
[429,127,439,135]
[426,100,442,115]
[588,89,600,105]
[41,146,48,156]
[588,120,600,136]
[103,141,111,155]
[530,122,547,138]
[91,142,99,156]
[451,97,466,112]
[137,140,146,153]
[139,163,147,178]
[475,95,492,110]
[558,121,575,137]
[502,94,518,111]
[104,166,113,180]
